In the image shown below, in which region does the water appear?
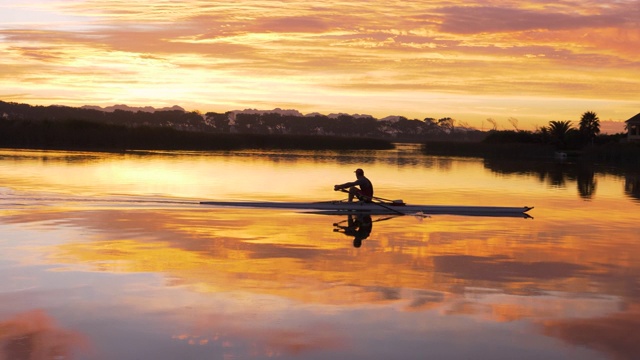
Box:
[1,146,639,360]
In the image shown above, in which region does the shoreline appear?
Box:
[0,118,394,151]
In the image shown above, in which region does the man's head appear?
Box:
[355,168,364,176]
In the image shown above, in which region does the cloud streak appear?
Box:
[1,0,638,130]
[435,5,631,34]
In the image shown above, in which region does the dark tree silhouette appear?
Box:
[547,120,574,149]
[579,111,600,145]
[205,112,231,133]
[437,117,455,134]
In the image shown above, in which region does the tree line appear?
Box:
[207,112,480,141]
[0,101,395,151]
[424,111,639,165]
[0,101,482,143]
[2,101,636,161]
[482,111,615,149]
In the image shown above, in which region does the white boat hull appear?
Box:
[200,200,533,217]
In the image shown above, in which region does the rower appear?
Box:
[334,168,374,202]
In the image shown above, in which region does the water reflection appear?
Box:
[3,148,638,204]
[2,202,639,359]
[433,255,589,284]
[576,166,597,199]
[0,149,107,163]
[484,159,628,199]
[5,206,636,297]
[542,306,640,360]
[0,310,89,359]
[2,148,640,359]
[625,173,640,201]
[0,146,456,171]
[333,214,378,248]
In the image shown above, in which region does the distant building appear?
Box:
[626,113,640,141]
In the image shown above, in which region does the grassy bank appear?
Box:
[421,141,557,159]
[421,140,640,165]
[580,142,640,165]
[0,118,394,151]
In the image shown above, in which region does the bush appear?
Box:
[0,118,394,151]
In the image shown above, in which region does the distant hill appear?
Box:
[226,107,381,119]
[324,112,375,119]
[81,104,185,113]
[229,108,375,120]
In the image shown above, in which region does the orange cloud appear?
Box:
[435,5,634,34]
[1,0,639,130]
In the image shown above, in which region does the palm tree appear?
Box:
[579,111,600,145]
[548,120,574,149]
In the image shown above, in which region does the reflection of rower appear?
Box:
[334,214,373,247]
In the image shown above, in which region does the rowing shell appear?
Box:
[200,200,533,217]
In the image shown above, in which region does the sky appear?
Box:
[1,0,639,133]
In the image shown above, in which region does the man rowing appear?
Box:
[334,168,374,202]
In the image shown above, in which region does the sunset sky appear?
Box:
[1,0,639,132]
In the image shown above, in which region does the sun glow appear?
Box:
[1,0,639,129]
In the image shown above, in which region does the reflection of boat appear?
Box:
[200,200,533,217]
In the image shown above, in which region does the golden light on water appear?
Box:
[2,149,639,359]
[11,201,632,311]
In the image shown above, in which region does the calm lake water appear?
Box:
[1,145,639,360]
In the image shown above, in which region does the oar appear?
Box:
[370,195,404,204]
[370,198,407,216]
[337,189,405,216]
[333,214,400,226]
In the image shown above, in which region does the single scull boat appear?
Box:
[200,200,533,217]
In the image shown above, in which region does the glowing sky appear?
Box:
[1,0,639,131]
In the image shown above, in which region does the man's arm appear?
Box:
[334,180,360,191]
